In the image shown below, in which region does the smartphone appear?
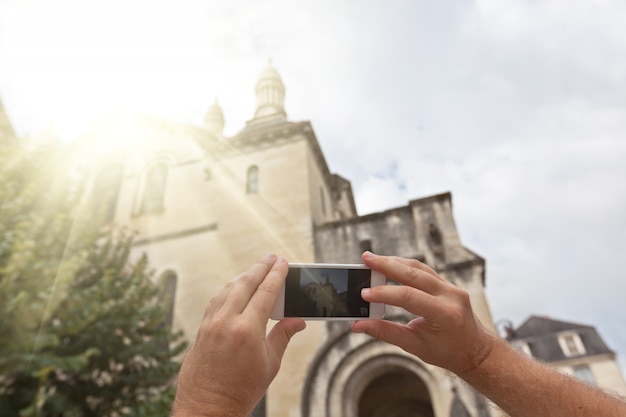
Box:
[271,263,385,320]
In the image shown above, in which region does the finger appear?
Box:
[362,252,447,294]
[351,319,423,354]
[244,256,289,322]
[221,253,278,315]
[265,318,306,375]
[202,278,236,320]
[377,254,443,281]
[361,284,442,320]
[362,251,443,282]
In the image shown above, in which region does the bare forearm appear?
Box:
[458,334,626,417]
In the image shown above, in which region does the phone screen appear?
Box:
[284,267,371,318]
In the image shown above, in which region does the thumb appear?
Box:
[266,318,306,373]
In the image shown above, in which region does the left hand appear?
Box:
[171,254,306,417]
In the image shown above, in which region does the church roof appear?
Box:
[510,316,614,363]
[514,315,594,337]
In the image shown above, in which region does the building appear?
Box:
[507,316,626,396]
[1,62,507,416]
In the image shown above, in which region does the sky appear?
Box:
[1,0,625,375]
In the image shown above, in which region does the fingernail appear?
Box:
[361,288,371,298]
[352,321,364,333]
[264,253,277,261]
[362,251,374,259]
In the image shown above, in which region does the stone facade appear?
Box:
[310,194,495,417]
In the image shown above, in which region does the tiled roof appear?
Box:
[509,316,614,362]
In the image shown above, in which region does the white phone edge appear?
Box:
[270,262,385,321]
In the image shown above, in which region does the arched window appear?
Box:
[247,165,259,194]
[92,164,124,222]
[141,163,168,214]
[158,270,178,330]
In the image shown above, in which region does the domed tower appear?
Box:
[253,59,286,121]
[204,98,225,139]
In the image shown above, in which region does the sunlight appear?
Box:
[206,148,304,261]
[1,0,214,141]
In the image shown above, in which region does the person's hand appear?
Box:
[351,252,494,377]
[171,254,306,417]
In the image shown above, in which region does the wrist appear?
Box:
[455,330,498,380]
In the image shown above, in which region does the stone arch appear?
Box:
[330,352,436,417]
[302,327,448,417]
[93,151,136,177]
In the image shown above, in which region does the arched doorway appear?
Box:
[357,368,435,417]
[302,330,443,417]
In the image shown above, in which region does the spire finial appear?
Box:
[253,61,286,120]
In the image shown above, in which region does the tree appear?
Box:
[0,141,186,417]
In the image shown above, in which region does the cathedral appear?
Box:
[3,61,624,416]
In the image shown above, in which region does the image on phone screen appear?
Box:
[284,267,371,318]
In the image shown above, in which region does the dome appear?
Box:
[254,60,286,120]
[258,60,283,83]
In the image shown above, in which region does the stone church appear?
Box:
[1,62,505,416]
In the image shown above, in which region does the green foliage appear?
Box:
[0,142,187,417]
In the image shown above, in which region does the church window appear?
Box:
[428,223,442,245]
[158,270,178,330]
[92,163,124,222]
[558,332,586,357]
[320,187,326,215]
[573,365,595,384]
[511,340,532,357]
[141,163,168,214]
[247,165,259,194]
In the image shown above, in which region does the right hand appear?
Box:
[172,254,306,417]
[351,252,495,377]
